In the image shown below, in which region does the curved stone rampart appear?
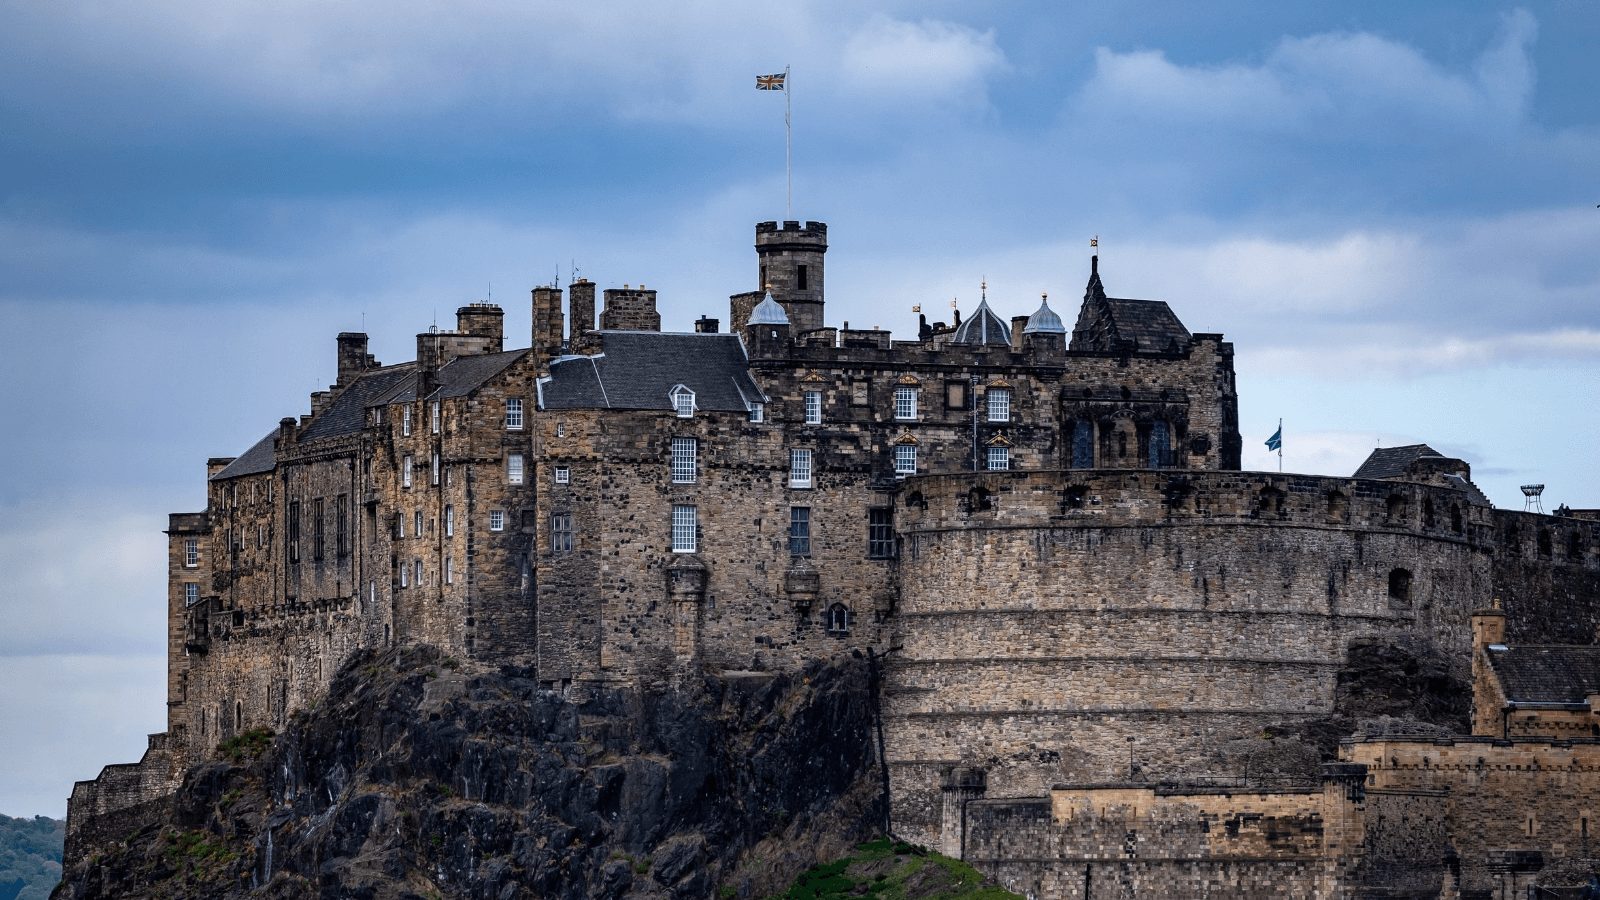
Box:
[883,469,1600,846]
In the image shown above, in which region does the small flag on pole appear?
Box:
[756,73,786,91]
[1265,425,1282,452]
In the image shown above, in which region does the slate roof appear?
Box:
[210,430,278,481]
[373,349,529,406]
[1353,444,1443,480]
[299,365,418,442]
[950,299,1012,347]
[1100,298,1191,352]
[1486,645,1600,704]
[540,331,764,412]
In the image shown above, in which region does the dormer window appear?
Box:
[670,385,696,418]
[749,402,765,423]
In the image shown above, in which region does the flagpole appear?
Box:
[785,65,792,219]
[1278,417,1283,473]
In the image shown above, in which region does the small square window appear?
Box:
[749,403,765,423]
[987,446,1011,471]
[507,453,525,485]
[894,444,917,476]
[789,449,813,489]
[804,390,822,425]
[489,510,505,532]
[554,466,570,484]
[506,398,524,430]
[671,504,698,553]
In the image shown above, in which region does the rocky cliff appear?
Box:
[55,646,882,899]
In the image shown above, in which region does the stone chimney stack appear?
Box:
[531,285,565,372]
[336,332,374,386]
[569,279,597,353]
[598,285,661,332]
[455,304,504,351]
[694,315,720,334]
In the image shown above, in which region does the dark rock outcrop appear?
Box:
[55,646,881,899]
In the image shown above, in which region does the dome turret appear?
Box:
[1022,293,1066,335]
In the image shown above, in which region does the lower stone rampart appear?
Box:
[64,732,180,858]
[884,469,1600,847]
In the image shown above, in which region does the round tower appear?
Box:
[754,220,827,333]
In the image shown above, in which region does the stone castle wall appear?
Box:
[884,469,1600,847]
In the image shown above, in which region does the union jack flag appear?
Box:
[756,73,786,91]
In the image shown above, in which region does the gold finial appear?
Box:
[764,282,773,292]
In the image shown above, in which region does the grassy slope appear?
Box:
[776,839,1021,900]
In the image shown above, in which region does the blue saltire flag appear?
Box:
[1265,426,1282,452]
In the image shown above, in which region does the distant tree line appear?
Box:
[0,814,63,900]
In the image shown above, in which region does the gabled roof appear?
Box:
[1068,258,1191,353]
[540,331,765,413]
[950,299,1012,347]
[1487,645,1600,705]
[1353,444,1443,480]
[210,430,277,481]
[299,365,417,442]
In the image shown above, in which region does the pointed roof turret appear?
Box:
[747,287,790,326]
[1084,254,1107,304]
[1022,292,1066,335]
[950,281,1012,347]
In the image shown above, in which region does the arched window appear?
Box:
[1388,568,1412,605]
[1071,421,1094,469]
[826,603,850,635]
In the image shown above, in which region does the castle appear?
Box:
[68,219,1600,897]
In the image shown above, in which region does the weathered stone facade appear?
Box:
[66,217,1600,897]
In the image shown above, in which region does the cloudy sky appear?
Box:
[1,1,1596,817]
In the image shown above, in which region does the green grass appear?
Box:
[216,726,275,763]
[775,839,1022,900]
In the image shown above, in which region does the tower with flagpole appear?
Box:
[756,67,792,217]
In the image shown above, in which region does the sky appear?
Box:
[1,1,1596,818]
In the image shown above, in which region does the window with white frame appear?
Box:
[671,437,698,484]
[894,444,917,476]
[184,583,199,607]
[444,556,453,584]
[550,512,573,553]
[402,455,413,488]
[402,406,412,436]
[987,387,1012,422]
[894,386,919,420]
[554,466,570,484]
[431,401,441,433]
[445,505,454,537]
[789,448,813,488]
[506,398,523,430]
[507,453,525,485]
[804,390,822,424]
[671,504,698,553]
[183,538,198,567]
[826,603,851,634]
[413,559,423,586]
[414,510,423,537]
[399,561,409,588]
[987,446,1011,471]
[671,385,695,418]
[489,510,505,532]
[748,402,765,423]
[431,452,440,485]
